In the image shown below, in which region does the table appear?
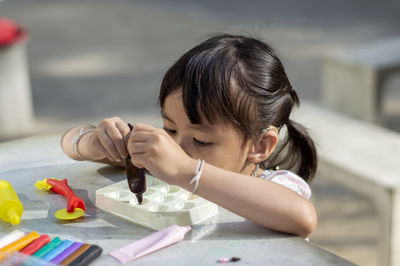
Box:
[0,134,355,265]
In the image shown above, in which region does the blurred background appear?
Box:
[1,0,400,265]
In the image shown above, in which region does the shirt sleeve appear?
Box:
[260,170,312,200]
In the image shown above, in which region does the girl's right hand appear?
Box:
[82,117,131,162]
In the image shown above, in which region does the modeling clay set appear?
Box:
[0,180,102,265]
[0,159,218,265]
[0,230,102,265]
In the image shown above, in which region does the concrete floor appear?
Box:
[2,0,399,264]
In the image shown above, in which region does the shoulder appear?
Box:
[258,169,312,199]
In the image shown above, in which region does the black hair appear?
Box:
[158,34,317,182]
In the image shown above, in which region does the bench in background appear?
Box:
[322,37,400,124]
[295,103,400,266]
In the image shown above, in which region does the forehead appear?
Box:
[162,91,239,136]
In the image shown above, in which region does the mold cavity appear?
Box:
[158,187,168,193]
[154,195,175,203]
[105,190,131,200]
[104,192,119,199]
[180,192,190,200]
[148,204,169,212]
[175,202,196,210]
[166,186,180,193]
[129,198,149,205]
[144,188,156,196]
[189,194,199,200]
[157,185,180,194]
[180,192,200,200]
[147,178,165,186]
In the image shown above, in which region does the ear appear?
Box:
[247,126,279,164]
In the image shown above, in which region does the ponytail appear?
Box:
[263,119,317,183]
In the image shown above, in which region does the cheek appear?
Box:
[197,145,247,173]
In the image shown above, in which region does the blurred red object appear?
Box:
[0,17,27,47]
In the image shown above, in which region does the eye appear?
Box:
[193,138,212,146]
[163,128,176,135]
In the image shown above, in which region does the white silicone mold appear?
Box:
[95,174,218,230]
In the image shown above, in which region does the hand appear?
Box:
[127,123,195,185]
[82,117,131,161]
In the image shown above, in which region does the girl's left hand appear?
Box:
[127,123,195,185]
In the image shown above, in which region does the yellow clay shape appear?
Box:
[0,180,23,225]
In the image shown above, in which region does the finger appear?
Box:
[92,137,115,161]
[129,155,144,169]
[97,129,121,161]
[115,120,131,148]
[132,122,156,132]
[128,142,148,155]
[105,125,128,159]
[130,131,152,143]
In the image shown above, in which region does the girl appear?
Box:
[61,34,318,238]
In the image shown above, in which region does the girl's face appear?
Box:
[162,91,256,175]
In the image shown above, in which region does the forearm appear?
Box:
[177,160,317,237]
[61,124,95,161]
[60,125,124,167]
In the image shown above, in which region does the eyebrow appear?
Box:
[161,111,215,133]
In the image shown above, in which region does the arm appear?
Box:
[60,117,131,167]
[177,160,317,238]
[61,124,95,161]
[128,123,317,238]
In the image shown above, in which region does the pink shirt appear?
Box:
[258,170,312,200]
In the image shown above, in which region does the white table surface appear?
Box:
[0,134,355,265]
